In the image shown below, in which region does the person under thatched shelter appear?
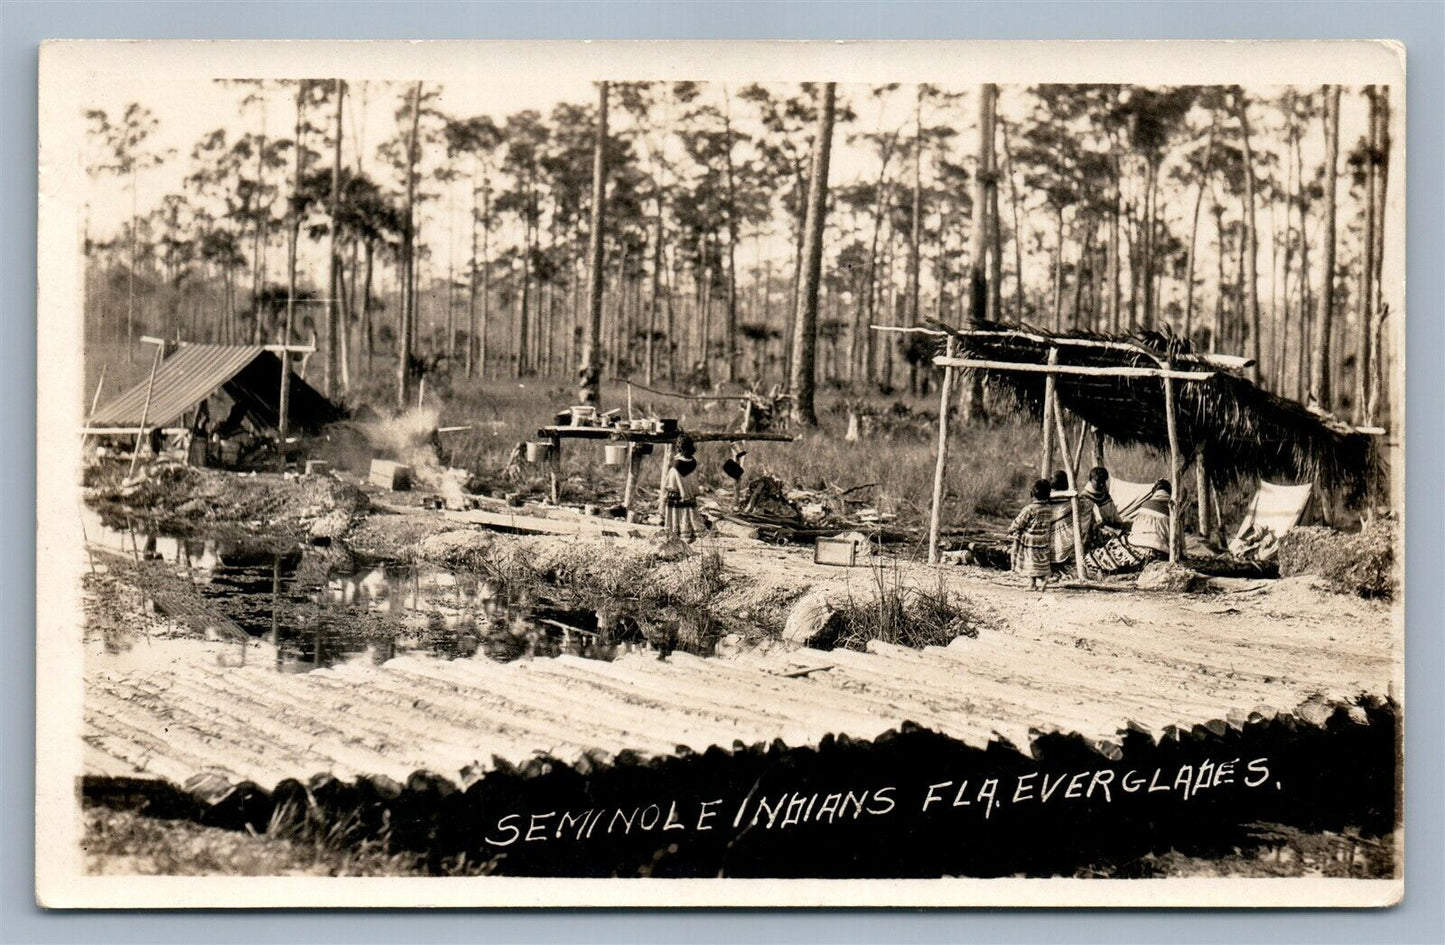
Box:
[1045,470,1080,572]
[1080,466,1126,547]
[1085,480,1173,576]
[1009,479,1055,590]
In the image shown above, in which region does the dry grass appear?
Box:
[1278,519,1398,599]
[82,801,429,877]
[344,371,1170,532]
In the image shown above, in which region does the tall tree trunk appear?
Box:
[1235,93,1263,381]
[445,207,456,368]
[722,88,741,383]
[362,240,374,373]
[127,167,138,358]
[907,85,924,333]
[397,81,421,408]
[479,182,491,379]
[999,119,1026,324]
[579,81,609,405]
[988,152,1003,322]
[1367,85,1391,425]
[1070,219,1095,330]
[646,197,662,385]
[1212,202,1225,353]
[1355,86,1378,423]
[858,135,895,383]
[1140,160,1158,328]
[1051,206,1066,330]
[789,82,836,428]
[968,84,995,324]
[964,83,996,420]
[1183,112,1218,342]
[250,95,268,346]
[1310,84,1341,409]
[280,82,306,440]
[466,174,479,378]
[325,79,344,396]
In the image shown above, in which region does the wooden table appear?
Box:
[534,424,794,512]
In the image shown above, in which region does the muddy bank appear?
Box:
[85,466,1396,660]
[86,463,368,542]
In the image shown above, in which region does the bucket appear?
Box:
[657,418,679,435]
[525,441,553,463]
[603,444,629,466]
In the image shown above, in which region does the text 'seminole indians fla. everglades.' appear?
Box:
[35,39,1406,909]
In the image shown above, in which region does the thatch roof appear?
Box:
[930,321,1375,492]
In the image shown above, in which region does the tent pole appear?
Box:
[1039,347,1057,477]
[1051,386,1088,580]
[1163,364,1181,563]
[927,336,957,564]
[277,350,292,473]
[128,341,164,479]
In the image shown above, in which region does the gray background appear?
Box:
[2,2,1440,942]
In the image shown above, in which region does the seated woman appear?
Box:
[1079,466,1126,548]
[1046,470,1079,571]
[1084,479,1173,576]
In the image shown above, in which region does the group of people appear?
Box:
[1008,467,1174,589]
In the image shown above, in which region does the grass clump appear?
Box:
[1277,519,1398,599]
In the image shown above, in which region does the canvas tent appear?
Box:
[85,343,341,436]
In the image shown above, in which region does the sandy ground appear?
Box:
[79,471,1399,790]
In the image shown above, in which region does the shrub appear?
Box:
[1277,519,1398,599]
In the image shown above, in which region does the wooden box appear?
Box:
[814,536,860,567]
[304,460,330,476]
[369,459,413,491]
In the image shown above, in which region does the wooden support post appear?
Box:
[128,341,164,478]
[1163,366,1181,563]
[1071,418,1088,476]
[1051,387,1088,580]
[927,336,958,564]
[622,443,644,519]
[1195,447,1212,546]
[277,350,292,473]
[1091,425,1106,469]
[657,443,675,523]
[1039,347,1057,477]
[547,438,562,505]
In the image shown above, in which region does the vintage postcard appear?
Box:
[37,40,1405,908]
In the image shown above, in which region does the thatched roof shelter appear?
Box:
[929,320,1376,493]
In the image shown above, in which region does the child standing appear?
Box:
[1009,478,1055,590]
[660,434,703,543]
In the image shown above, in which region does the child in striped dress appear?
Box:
[1009,479,1055,590]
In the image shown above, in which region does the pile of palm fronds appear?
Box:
[930,320,1375,494]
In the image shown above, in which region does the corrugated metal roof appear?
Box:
[87,344,338,431]
[89,345,265,428]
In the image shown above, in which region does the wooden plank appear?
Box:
[392,504,661,538]
[934,357,1214,381]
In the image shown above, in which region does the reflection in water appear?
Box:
[84,512,654,672]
